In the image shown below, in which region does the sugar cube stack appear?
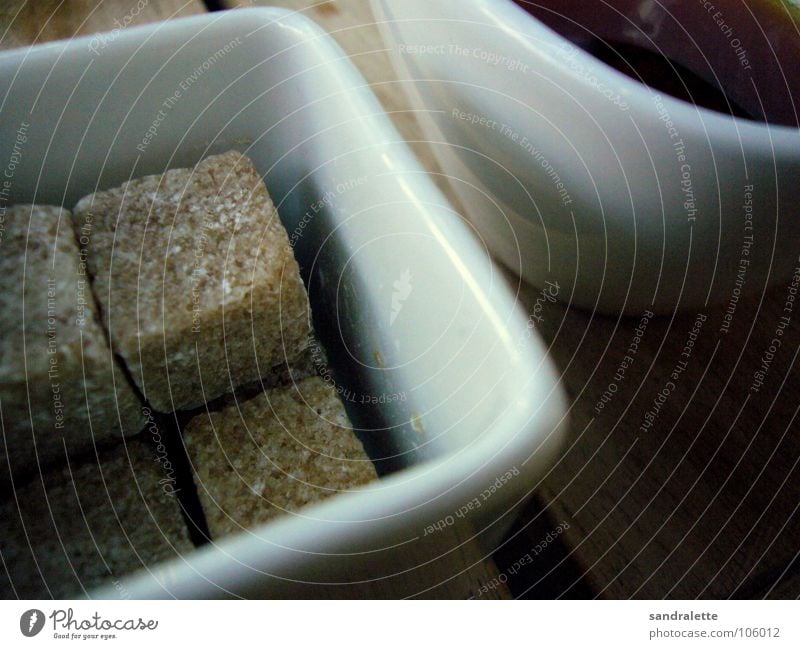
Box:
[0,204,145,482]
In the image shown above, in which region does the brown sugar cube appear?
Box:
[0,435,193,598]
[0,204,145,483]
[184,376,377,539]
[72,151,311,413]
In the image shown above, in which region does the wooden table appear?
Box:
[3,0,798,600]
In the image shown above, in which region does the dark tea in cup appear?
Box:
[514,0,800,126]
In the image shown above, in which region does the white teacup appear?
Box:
[373,0,800,314]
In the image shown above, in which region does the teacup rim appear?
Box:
[491,0,800,141]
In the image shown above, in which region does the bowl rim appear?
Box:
[0,6,568,597]
[372,0,800,147]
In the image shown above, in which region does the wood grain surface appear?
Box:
[0,0,205,49]
[510,273,800,599]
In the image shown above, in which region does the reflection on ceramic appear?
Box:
[373,0,800,314]
[0,8,566,597]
